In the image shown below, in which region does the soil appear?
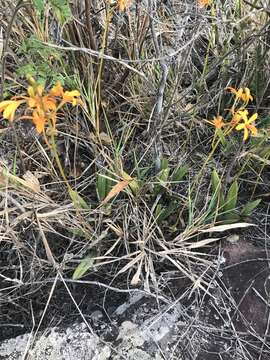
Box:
[0,233,269,359]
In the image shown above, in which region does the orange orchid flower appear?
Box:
[198,0,210,7]
[210,116,226,129]
[227,87,253,104]
[0,78,82,137]
[235,112,258,141]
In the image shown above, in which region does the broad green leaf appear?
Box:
[154,168,170,195]
[221,211,241,223]
[50,0,71,24]
[154,204,163,219]
[72,254,96,280]
[157,168,170,183]
[32,0,44,12]
[97,174,107,201]
[122,170,141,194]
[171,165,188,182]
[160,158,169,171]
[128,178,141,195]
[224,181,238,213]
[241,199,261,217]
[207,170,222,215]
[211,169,221,195]
[155,201,178,223]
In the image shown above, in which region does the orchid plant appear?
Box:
[209,86,258,142]
[0,77,86,208]
[0,77,82,142]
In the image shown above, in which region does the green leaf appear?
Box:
[69,189,89,209]
[97,174,107,201]
[154,168,170,195]
[160,158,169,171]
[216,128,227,147]
[32,0,45,12]
[154,204,163,219]
[50,0,72,24]
[207,170,222,215]
[129,179,142,195]
[241,199,261,217]
[72,254,96,280]
[171,164,188,182]
[220,212,241,224]
[155,201,178,223]
[158,168,170,183]
[211,169,221,195]
[224,181,238,213]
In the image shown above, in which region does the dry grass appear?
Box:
[0,0,270,358]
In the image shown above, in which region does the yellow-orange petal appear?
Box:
[27,86,35,98]
[50,81,64,97]
[28,97,38,108]
[243,127,249,141]
[43,96,56,111]
[211,116,225,129]
[0,100,13,112]
[0,100,24,121]
[32,110,46,133]
[247,124,258,136]
[63,90,81,106]
[117,0,129,11]
[247,113,258,123]
[198,0,210,7]
[36,85,44,97]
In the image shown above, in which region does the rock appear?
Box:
[0,294,181,360]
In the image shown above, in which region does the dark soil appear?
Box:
[1,234,270,360]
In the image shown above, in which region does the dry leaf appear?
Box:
[102,179,130,204]
[88,132,111,145]
[23,171,41,193]
[131,261,143,286]
[0,167,40,193]
[118,253,144,275]
[201,222,255,233]
[0,28,3,59]
[99,132,112,144]
[187,238,220,249]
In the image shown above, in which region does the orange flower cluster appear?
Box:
[198,0,211,7]
[117,0,130,11]
[209,87,258,141]
[0,78,82,136]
